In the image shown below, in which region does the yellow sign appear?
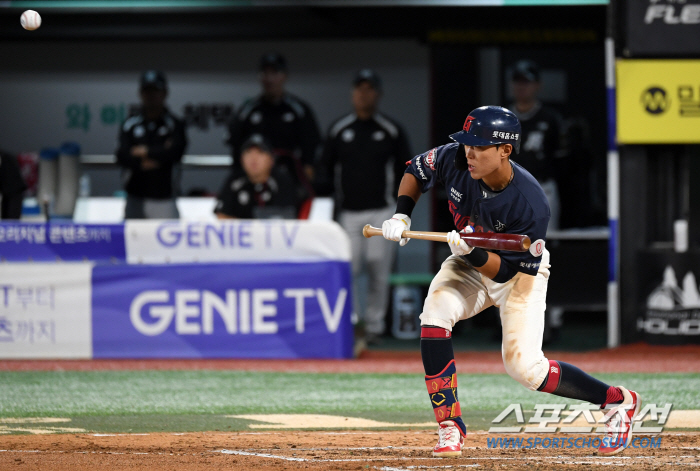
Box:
[617,60,700,144]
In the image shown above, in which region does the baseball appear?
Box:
[20,10,41,31]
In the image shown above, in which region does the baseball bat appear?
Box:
[362,225,531,252]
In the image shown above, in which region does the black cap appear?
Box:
[140,70,167,90]
[240,134,274,155]
[259,52,287,72]
[511,60,540,82]
[353,69,382,91]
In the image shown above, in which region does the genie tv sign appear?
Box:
[92,262,353,359]
[125,220,351,264]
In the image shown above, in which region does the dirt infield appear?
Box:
[2,343,699,373]
[1,430,699,470]
[2,343,699,469]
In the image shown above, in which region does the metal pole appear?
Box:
[605,1,620,348]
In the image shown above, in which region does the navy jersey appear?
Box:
[405,142,550,280]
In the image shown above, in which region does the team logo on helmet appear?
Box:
[463,116,475,132]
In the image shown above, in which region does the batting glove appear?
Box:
[447,226,474,256]
[382,213,411,246]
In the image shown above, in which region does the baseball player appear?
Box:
[381,106,641,457]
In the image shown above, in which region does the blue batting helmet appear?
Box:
[449,106,521,156]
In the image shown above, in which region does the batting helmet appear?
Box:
[449,106,521,157]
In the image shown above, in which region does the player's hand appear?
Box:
[140,158,160,170]
[382,213,411,246]
[130,145,148,158]
[447,226,474,256]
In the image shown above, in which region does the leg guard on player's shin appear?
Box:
[425,359,466,436]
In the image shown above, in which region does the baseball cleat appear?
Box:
[598,386,642,455]
[433,420,464,457]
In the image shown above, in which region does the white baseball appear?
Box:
[20,10,42,31]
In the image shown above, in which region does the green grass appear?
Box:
[0,371,697,433]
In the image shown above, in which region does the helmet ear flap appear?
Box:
[454,144,469,171]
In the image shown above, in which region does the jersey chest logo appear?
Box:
[495,220,506,232]
[342,128,355,142]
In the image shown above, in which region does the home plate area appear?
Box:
[1,429,699,470]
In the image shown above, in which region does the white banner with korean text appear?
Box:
[124,220,351,264]
[0,263,93,359]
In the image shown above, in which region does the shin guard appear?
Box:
[425,359,466,436]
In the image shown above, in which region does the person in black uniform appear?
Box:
[116,70,187,219]
[508,60,563,230]
[0,149,27,219]
[214,135,299,219]
[315,69,412,344]
[507,59,565,343]
[226,53,321,203]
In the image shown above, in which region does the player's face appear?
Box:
[511,79,540,104]
[352,82,380,115]
[241,147,274,182]
[139,87,167,116]
[463,144,504,180]
[260,67,287,99]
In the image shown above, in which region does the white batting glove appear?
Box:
[447,226,474,256]
[382,213,411,246]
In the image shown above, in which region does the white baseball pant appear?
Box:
[340,206,396,335]
[420,250,551,391]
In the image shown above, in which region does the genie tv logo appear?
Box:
[155,222,299,249]
[130,288,348,336]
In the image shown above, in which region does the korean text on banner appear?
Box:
[124,220,351,264]
[91,261,354,358]
[0,222,125,262]
[0,263,93,359]
[617,60,700,144]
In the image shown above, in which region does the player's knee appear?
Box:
[419,312,453,331]
[502,343,548,391]
[419,289,463,331]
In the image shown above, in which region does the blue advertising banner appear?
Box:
[0,223,125,262]
[91,261,354,359]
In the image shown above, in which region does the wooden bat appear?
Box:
[362,225,531,252]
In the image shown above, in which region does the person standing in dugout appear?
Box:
[381,106,641,457]
[315,69,412,345]
[226,52,321,211]
[116,70,187,219]
[508,59,563,230]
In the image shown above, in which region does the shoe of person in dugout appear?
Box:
[433,420,464,457]
[364,333,383,346]
[598,386,642,455]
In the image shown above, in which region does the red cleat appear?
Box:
[433,420,464,457]
[598,386,642,455]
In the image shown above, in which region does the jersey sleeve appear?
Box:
[214,173,241,218]
[495,214,548,280]
[404,144,451,193]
